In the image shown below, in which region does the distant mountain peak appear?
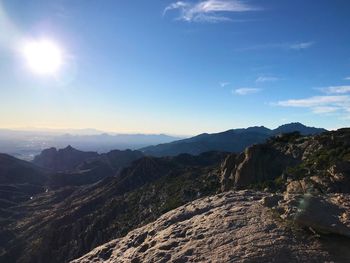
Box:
[273,122,326,136]
[33,146,99,172]
[64,145,74,150]
[276,122,305,128]
[140,123,327,157]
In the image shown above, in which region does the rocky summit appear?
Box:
[72,190,350,263]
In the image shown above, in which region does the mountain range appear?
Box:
[0,129,181,161]
[30,123,325,173]
[141,122,326,156]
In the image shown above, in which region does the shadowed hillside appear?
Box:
[0,151,227,263]
[141,123,326,157]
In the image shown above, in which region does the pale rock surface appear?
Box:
[71,191,347,263]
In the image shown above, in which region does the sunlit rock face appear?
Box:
[72,191,350,263]
[222,144,299,190]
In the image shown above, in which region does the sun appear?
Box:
[21,39,63,75]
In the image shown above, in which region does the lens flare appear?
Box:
[21,39,63,75]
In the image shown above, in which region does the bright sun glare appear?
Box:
[21,39,63,75]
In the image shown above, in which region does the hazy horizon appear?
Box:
[0,121,336,137]
[0,121,329,161]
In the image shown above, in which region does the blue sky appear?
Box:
[0,0,350,135]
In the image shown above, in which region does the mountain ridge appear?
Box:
[140,122,326,157]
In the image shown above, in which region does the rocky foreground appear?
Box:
[72,190,350,263]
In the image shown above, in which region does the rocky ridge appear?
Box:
[141,123,326,157]
[72,190,350,263]
[32,146,99,172]
[221,129,350,193]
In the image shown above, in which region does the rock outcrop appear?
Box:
[221,144,298,190]
[221,129,350,193]
[31,147,145,189]
[72,191,350,263]
[33,146,99,172]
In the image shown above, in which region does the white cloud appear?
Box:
[312,106,339,114]
[345,77,350,80]
[321,85,350,94]
[164,1,189,15]
[288,42,314,50]
[234,88,261,95]
[275,95,350,116]
[256,76,279,83]
[220,82,230,87]
[164,0,259,23]
[276,95,348,107]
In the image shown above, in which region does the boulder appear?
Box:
[260,194,283,208]
[277,194,350,238]
[286,178,319,194]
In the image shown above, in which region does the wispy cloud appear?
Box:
[275,95,350,116]
[288,42,314,50]
[256,76,279,83]
[163,0,259,23]
[276,96,348,108]
[344,77,350,80]
[234,87,261,95]
[321,85,350,94]
[238,41,315,51]
[220,82,230,87]
[275,83,350,117]
[312,106,339,114]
